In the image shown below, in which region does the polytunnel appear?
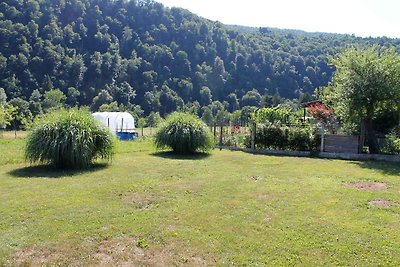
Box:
[92,112,138,140]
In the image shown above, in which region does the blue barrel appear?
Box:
[116,131,139,140]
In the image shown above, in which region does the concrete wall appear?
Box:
[216,146,400,163]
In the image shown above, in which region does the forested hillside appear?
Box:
[1,0,400,118]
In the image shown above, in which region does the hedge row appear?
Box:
[245,122,320,151]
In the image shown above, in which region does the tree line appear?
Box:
[1,0,400,128]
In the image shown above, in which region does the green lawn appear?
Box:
[1,138,400,266]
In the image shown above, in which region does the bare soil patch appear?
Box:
[91,237,213,266]
[0,131,27,139]
[264,215,273,222]
[173,181,202,191]
[248,175,260,181]
[10,238,213,266]
[92,237,145,266]
[11,246,71,266]
[369,199,399,207]
[122,193,162,209]
[256,193,275,202]
[347,182,388,191]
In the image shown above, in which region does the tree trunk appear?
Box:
[365,117,379,154]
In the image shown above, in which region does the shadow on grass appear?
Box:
[350,161,400,176]
[151,151,211,160]
[8,163,108,178]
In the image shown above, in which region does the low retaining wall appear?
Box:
[216,146,400,163]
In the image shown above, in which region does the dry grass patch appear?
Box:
[264,214,273,222]
[10,238,213,267]
[248,175,261,181]
[369,199,399,207]
[257,193,273,199]
[10,245,75,266]
[347,181,388,191]
[91,237,212,266]
[92,237,145,266]
[122,192,163,209]
[172,181,203,192]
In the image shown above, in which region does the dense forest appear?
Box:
[1,0,400,121]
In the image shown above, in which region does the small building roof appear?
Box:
[302,100,324,108]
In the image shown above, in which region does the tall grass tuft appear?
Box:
[155,112,214,154]
[26,108,114,169]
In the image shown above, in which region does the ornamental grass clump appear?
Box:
[155,112,214,154]
[26,108,114,169]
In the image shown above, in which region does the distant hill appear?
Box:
[1,0,399,116]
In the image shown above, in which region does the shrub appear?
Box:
[255,122,288,150]
[381,131,400,155]
[246,122,318,151]
[26,108,114,169]
[287,127,312,151]
[222,135,237,147]
[155,112,214,154]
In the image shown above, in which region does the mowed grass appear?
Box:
[1,138,400,266]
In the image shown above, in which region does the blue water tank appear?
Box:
[116,131,139,140]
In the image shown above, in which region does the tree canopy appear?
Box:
[322,46,400,153]
[1,0,400,121]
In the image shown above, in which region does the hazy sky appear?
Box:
[156,0,400,38]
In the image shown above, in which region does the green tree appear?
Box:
[43,89,67,111]
[91,89,113,111]
[146,112,162,127]
[241,89,262,107]
[241,106,257,125]
[67,87,81,107]
[226,93,239,112]
[0,104,15,128]
[98,101,120,112]
[201,106,214,126]
[199,86,212,106]
[215,109,229,125]
[322,46,400,153]
[130,104,144,121]
[231,110,242,125]
[0,88,7,105]
[1,0,400,120]
[29,89,43,117]
[136,118,147,128]
[183,101,200,115]
[8,98,33,129]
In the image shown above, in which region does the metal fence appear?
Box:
[215,122,363,154]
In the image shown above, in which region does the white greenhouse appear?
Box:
[92,112,138,140]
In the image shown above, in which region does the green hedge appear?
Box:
[245,123,319,151]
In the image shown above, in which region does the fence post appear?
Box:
[219,126,223,149]
[251,122,256,150]
[359,120,365,154]
[320,124,325,152]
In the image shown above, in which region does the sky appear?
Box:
[156,0,400,38]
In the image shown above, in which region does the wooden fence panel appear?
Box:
[323,134,359,154]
